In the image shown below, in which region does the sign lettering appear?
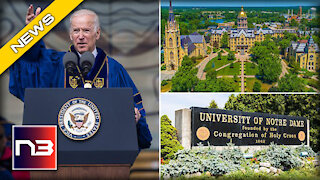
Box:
[192,107,308,146]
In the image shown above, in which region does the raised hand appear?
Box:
[25,4,41,25]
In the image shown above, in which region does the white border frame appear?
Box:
[12,125,57,171]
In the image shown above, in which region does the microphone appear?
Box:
[80,51,95,77]
[63,52,78,76]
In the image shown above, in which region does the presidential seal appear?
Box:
[58,98,101,140]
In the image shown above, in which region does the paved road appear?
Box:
[306,85,319,92]
[311,75,319,81]
[196,51,228,80]
[297,74,319,92]
[217,75,255,78]
[215,59,239,71]
[245,59,258,66]
[279,59,289,79]
[274,59,292,87]
[235,53,250,92]
[161,70,176,81]
[241,57,244,92]
[196,51,250,92]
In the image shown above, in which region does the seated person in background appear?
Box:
[0,125,13,180]
[0,117,13,148]
[9,5,152,149]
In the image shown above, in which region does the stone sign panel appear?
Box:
[191,107,308,146]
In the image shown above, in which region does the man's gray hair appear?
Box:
[69,9,100,32]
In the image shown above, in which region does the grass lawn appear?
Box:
[212,48,220,53]
[299,70,318,77]
[161,81,172,92]
[306,78,320,90]
[245,62,259,75]
[217,62,240,76]
[204,56,233,72]
[246,78,274,92]
[194,57,205,66]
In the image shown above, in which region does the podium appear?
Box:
[23,88,139,179]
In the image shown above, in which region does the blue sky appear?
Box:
[161,93,237,125]
[161,0,320,7]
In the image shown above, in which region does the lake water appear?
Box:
[202,19,225,24]
[210,19,225,23]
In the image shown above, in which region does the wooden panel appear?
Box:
[31,165,130,180]
[130,151,159,179]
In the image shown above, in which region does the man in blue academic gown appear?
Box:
[9,5,152,149]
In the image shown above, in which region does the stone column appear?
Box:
[175,108,191,149]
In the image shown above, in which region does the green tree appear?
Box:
[209,99,218,108]
[250,43,269,62]
[224,94,320,151]
[221,32,229,48]
[161,64,166,71]
[179,22,191,35]
[204,20,218,29]
[218,51,222,60]
[277,73,304,92]
[161,19,166,46]
[312,32,320,45]
[161,53,164,64]
[279,39,290,55]
[248,23,254,28]
[289,19,298,27]
[258,56,281,83]
[161,115,183,161]
[194,78,237,92]
[206,69,217,80]
[250,39,281,83]
[161,80,168,86]
[283,31,298,42]
[309,18,320,29]
[264,34,272,43]
[289,60,300,74]
[228,51,235,61]
[207,46,212,54]
[253,81,261,92]
[300,18,308,26]
[171,56,198,92]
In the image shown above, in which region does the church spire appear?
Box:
[169,0,174,22]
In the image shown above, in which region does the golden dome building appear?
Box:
[238,6,248,29]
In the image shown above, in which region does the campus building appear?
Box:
[163,1,207,70]
[209,6,291,54]
[237,6,248,29]
[285,36,319,72]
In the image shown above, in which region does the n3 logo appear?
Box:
[12,125,57,170]
[15,140,54,156]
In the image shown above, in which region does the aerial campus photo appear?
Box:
[159,0,320,179]
[160,93,320,179]
[160,0,320,92]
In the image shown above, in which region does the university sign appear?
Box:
[191,107,308,146]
